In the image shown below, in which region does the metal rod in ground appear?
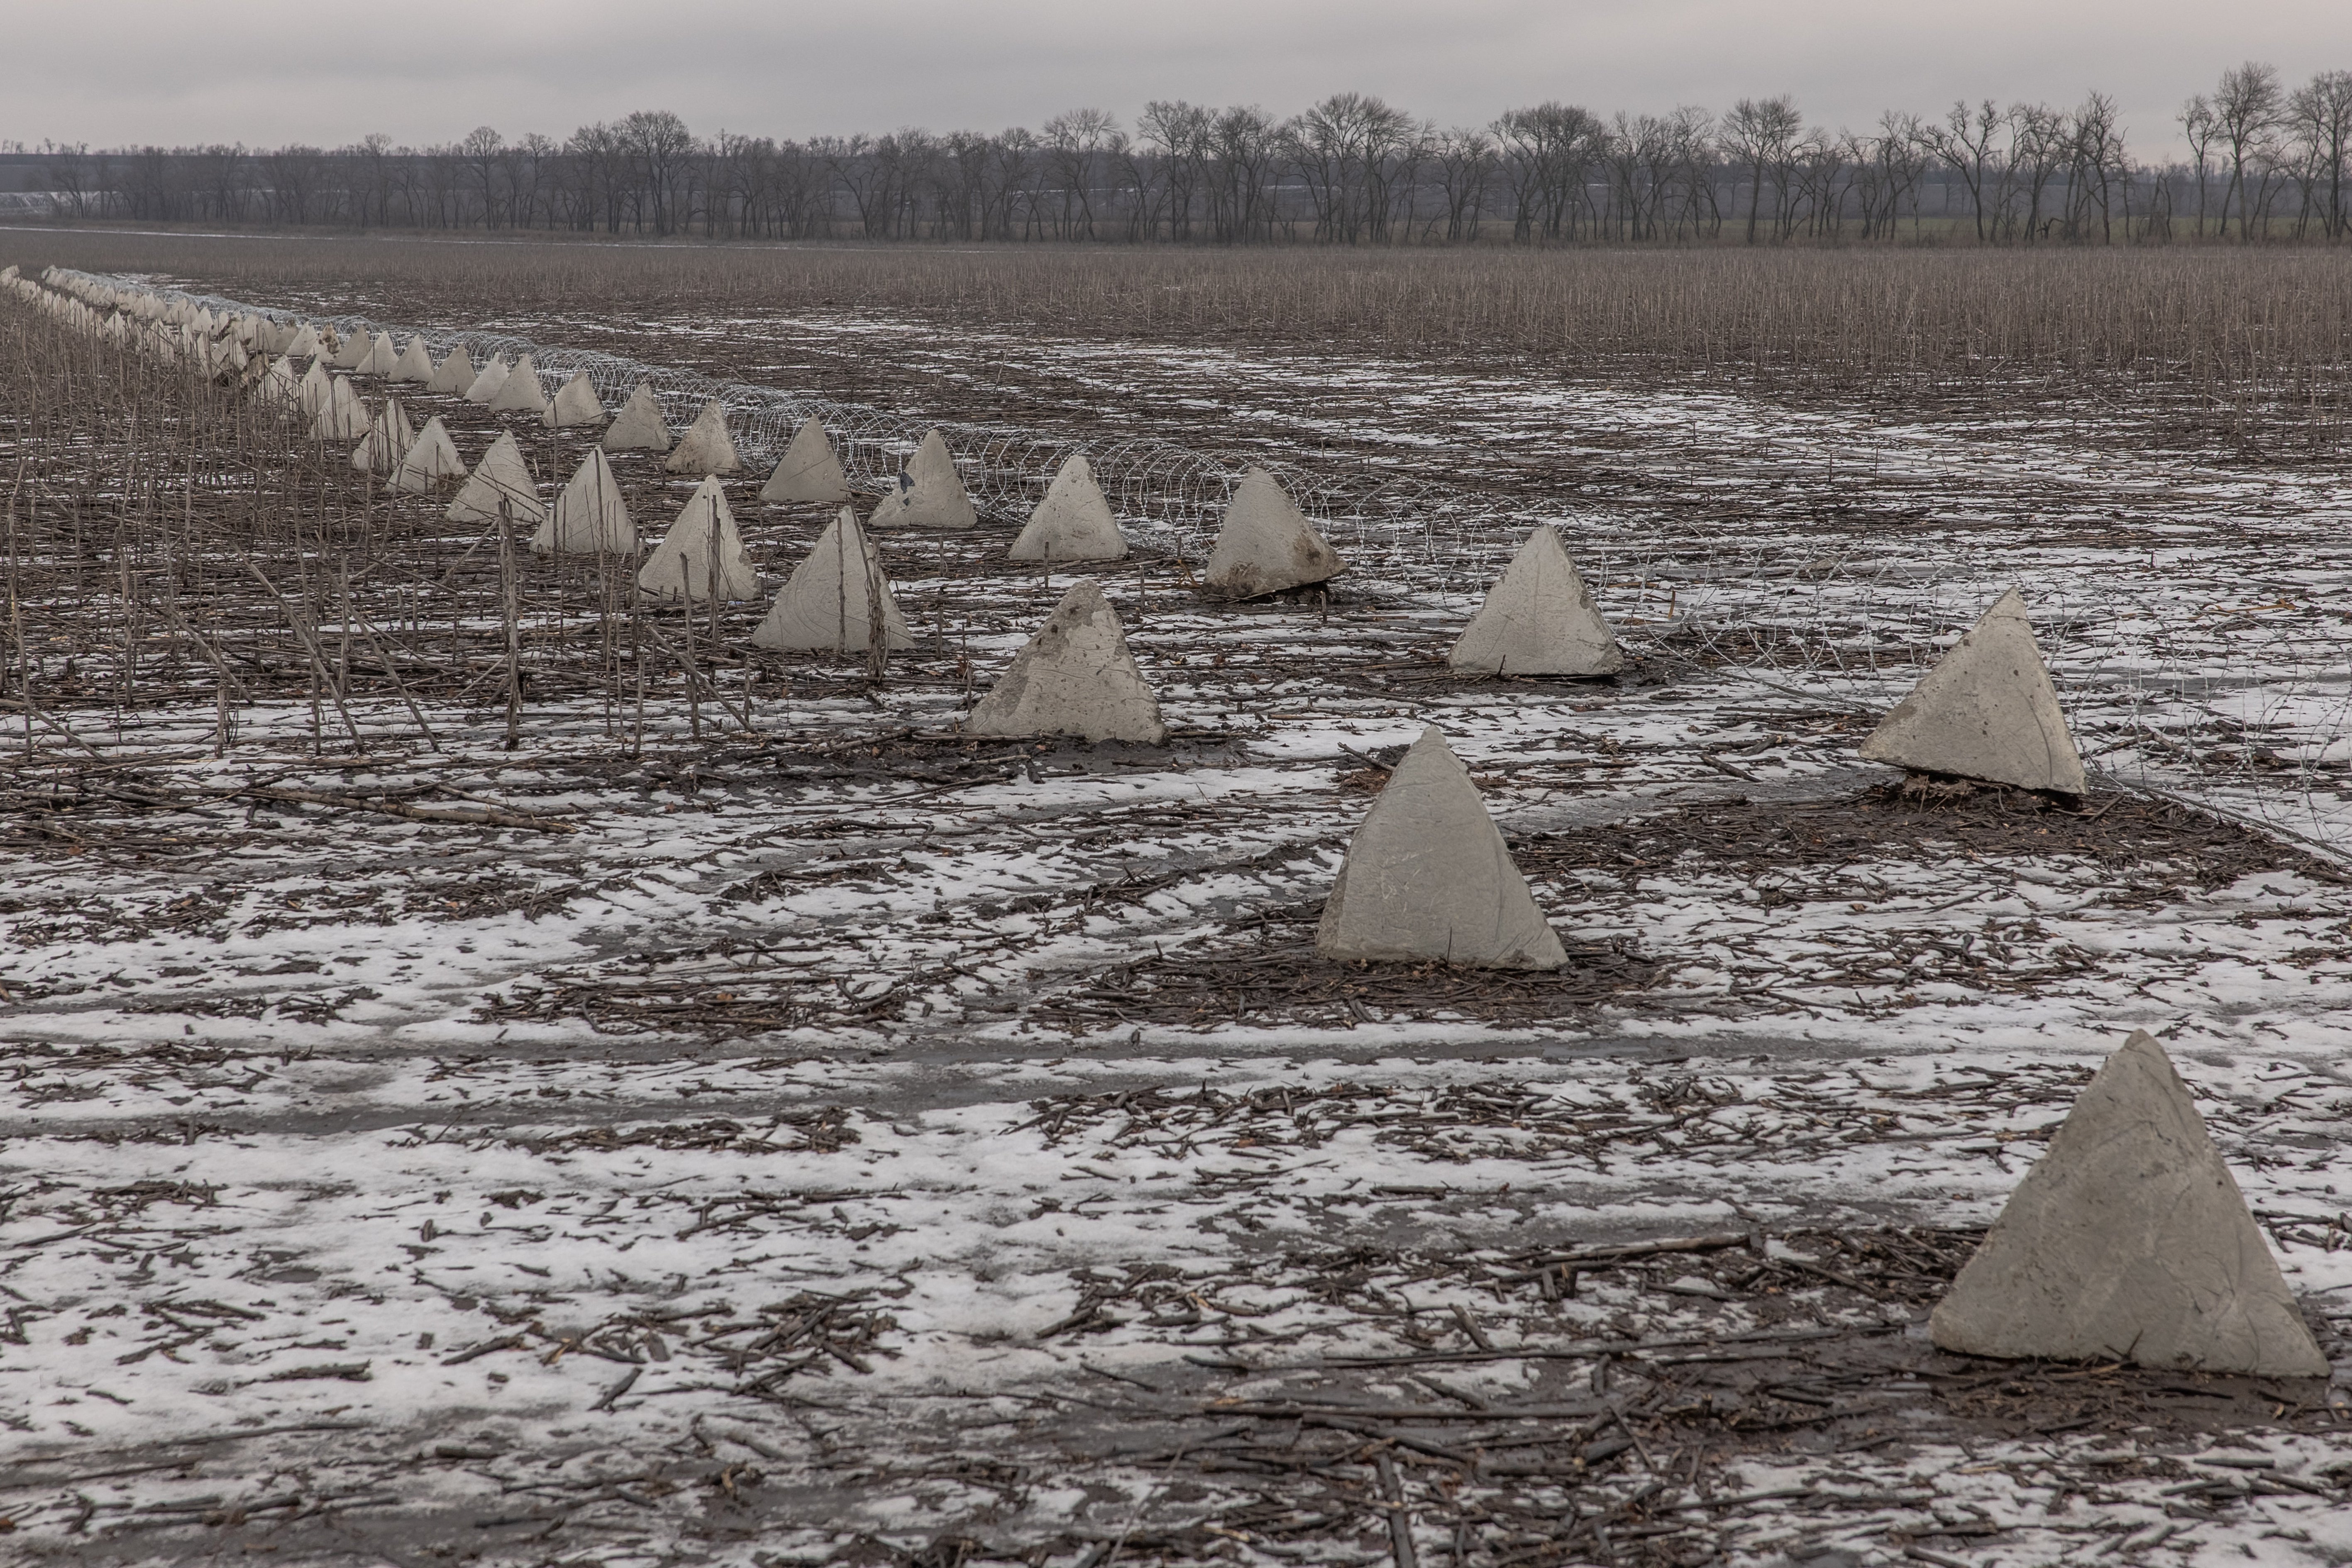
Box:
[499,498,520,751]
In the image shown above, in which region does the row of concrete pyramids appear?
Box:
[294,349,2093,803]
[30,270,2325,1383]
[1328,728,2323,1375]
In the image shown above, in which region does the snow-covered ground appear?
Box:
[3,270,2351,1565]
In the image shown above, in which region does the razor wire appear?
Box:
[42,266,2352,860]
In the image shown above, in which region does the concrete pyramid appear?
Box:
[488,354,550,414]
[1203,468,1346,599]
[1449,525,1625,677]
[638,477,759,601]
[446,431,545,527]
[1009,454,1128,562]
[752,508,914,653]
[310,376,371,442]
[1316,726,1566,971]
[1859,589,2086,794]
[868,429,975,529]
[542,371,606,429]
[391,416,466,493]
[356,330,398,376]
[1931,1031,2328,1376]
[602,383,672,453]
[536,448,636,555]
[298,358,333,416]
[758,415,848,503]
[350,396,416,475]
[284,323,321,361]
[967,581,1164,743]
[389,336,435,383]
[663,400,742,475]
[327,328,366,370]
[261,352,300,403]
[463,354,512,404]
[429,345,477,395]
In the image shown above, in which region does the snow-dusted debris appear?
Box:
[967,580,1164,743]
[1319,725,1568,970]
[1932,1029,2329,1376]
[1860,587,2087,794]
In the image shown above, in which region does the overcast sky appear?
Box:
[8,0,2347,158]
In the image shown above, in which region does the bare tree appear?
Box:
[2213,62,2283,239]
[1042,109,1116,239]
[460,126,503,227]
[1924,100,2004,242]
[2286,71,2352,239]
[1721,94,1802,242]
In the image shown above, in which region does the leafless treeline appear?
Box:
[30,63,2352,245]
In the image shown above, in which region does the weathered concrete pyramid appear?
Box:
[759,415,848,503]
[967,581,1164,743]
[869,428,976,529]
[284,322,321,361]
[751,507,914,653]
[463,354,513,404]
[389,336,435,383]
[445,431,545,526]
[391,416,466,494]
[1450,525,1625,677]
[1316,726,1566,970]
[310,376,371,442]
[350,396,416,474]
[331,328,369,370]
[638,477,759,601]
[542,371,606,429]
[297,358,333,416]
[428,345,476,395]
[261,352,300,403]
[602,383,672,454]
[1860,589,2085,794]
[1203,468,1346,599]
[357,330,398,376]
[1009,454,1128,562]
[536,449,637,555]
[1931,1031,2328,1376]
[663,400,742,475]
[489,354,550,414]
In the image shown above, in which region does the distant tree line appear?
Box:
[27,63,2352,245]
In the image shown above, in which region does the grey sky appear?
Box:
[9,0,2347,157]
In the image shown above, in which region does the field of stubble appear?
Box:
[3,233,2352,1568]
